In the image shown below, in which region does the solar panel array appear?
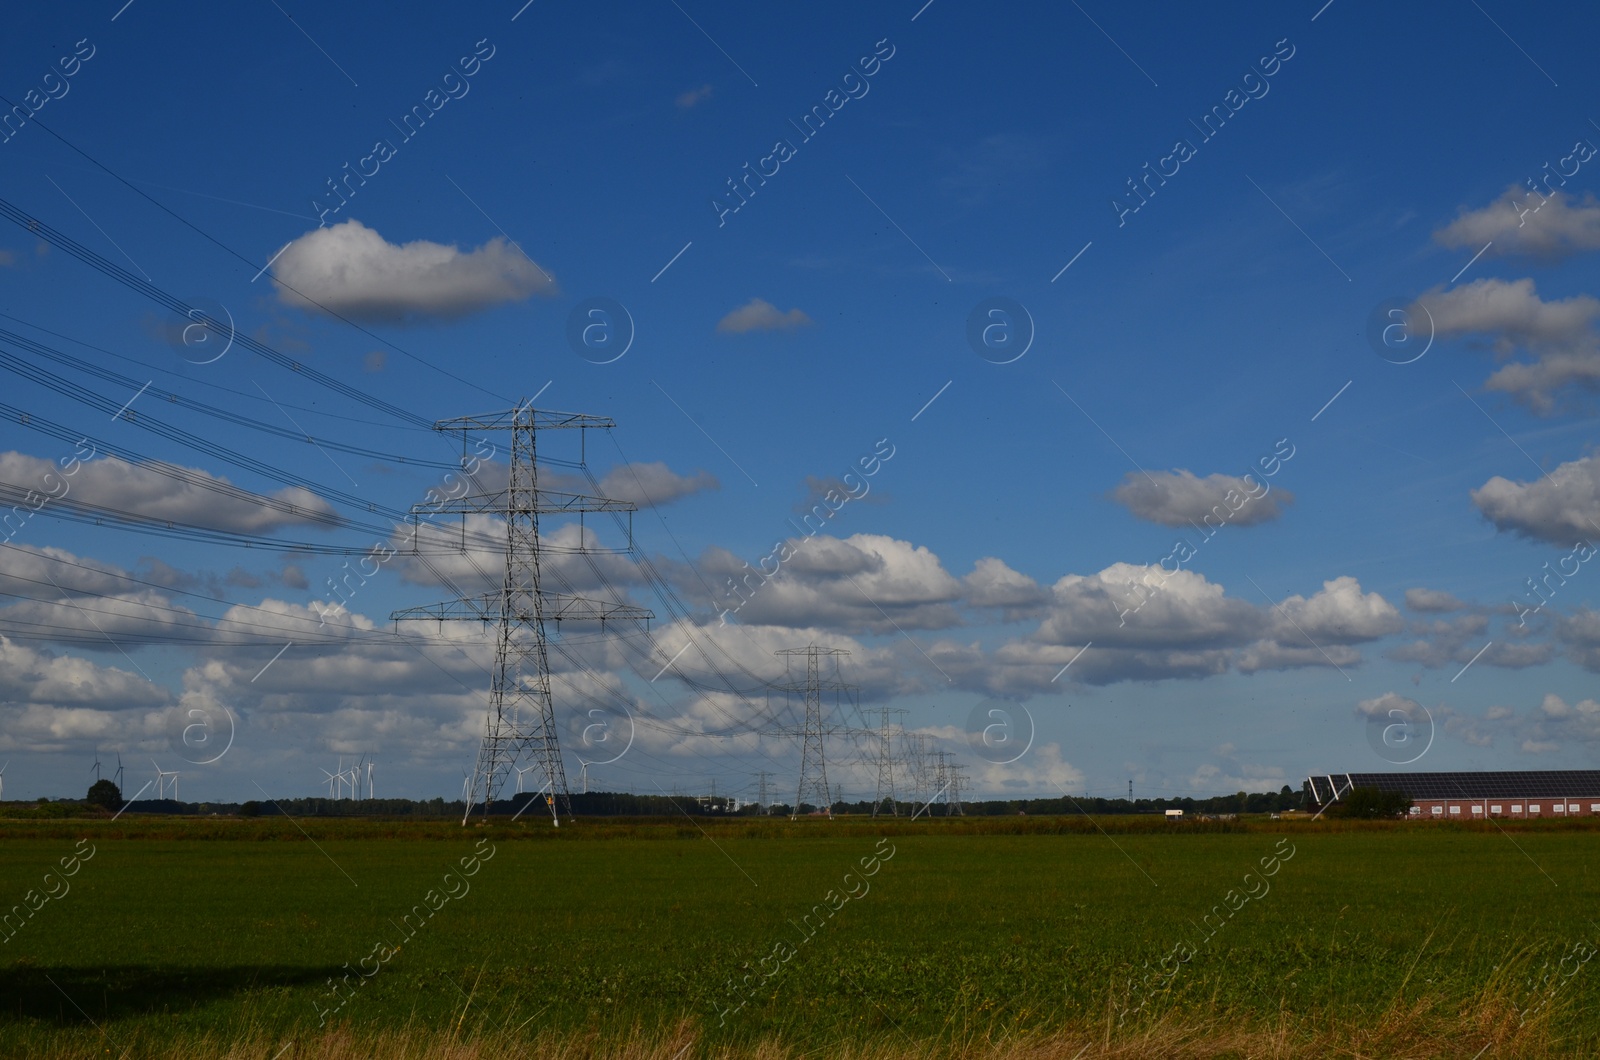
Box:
[1304,771,1600,802]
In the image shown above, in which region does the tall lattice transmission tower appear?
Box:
[863,707,907,816]
[392,403,651,825]
[765,645,855,819]
[906,732,932,808]
[948,757,969,816]
[926,750,967,816]
[932,750,951,814]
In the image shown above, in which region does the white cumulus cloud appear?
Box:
[1471,452,1600,545]
[272,219,555,323]
[1110,469,1292,527]
[1405,587,1467,612]
[1435,185,1600,261]
[596,462,718,507]
[0,451,338,534]
[1415,278,1600,411]
[716,298,813,334]
[1355,690,1423,719]
[1269,576,1404,644]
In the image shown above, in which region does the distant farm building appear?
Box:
[1304,771,1600,819]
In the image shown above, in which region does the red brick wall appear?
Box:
[1409,798,1600,819]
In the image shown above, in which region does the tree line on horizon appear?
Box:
[9,781,1318,819]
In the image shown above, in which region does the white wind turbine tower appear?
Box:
[321,758,353,800]
[151,759,179,800]
[325,757,361,799]
[347,755,374,800]
[0,761,8,801]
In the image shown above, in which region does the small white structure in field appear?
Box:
[1164,808,1183,819]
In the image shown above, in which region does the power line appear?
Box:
[0,310,439,434]
[0,99,512,405]
[0,324,459,470]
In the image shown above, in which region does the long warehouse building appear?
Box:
[1304,770,1600,819]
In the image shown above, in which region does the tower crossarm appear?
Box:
[410,488,637,517]
[391,592,651,625]
[766,679,854,693]
[433,408,616,432]
[754,723,847,738]
[543,594,653,624]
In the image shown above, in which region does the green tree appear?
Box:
[1332,786,1411,819]
[86,779,123,811]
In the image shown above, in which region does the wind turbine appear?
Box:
[114,753,124,793]
[151,759,178,800]
[324,757,361,799]
[0,761,8,801]
[348,755,370,800]
[91,751,102,783]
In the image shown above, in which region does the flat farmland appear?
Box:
[1,818,1596,1058]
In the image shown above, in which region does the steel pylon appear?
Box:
[392,402,650,825]
[765,645,855,818]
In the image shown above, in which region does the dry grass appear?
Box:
[12,990,1590,1060]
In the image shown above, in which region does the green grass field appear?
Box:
[2,817,1597,1057]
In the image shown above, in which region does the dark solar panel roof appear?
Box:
[1304,771,1600,801]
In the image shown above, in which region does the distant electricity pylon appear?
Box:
[863,707,907,816]
[949,760,968,816]
[392,403,651,826]
[928,750,966,815]
[764,645,855,819]
[905,733,932,807]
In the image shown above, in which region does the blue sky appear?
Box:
[2,0,1598,805]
